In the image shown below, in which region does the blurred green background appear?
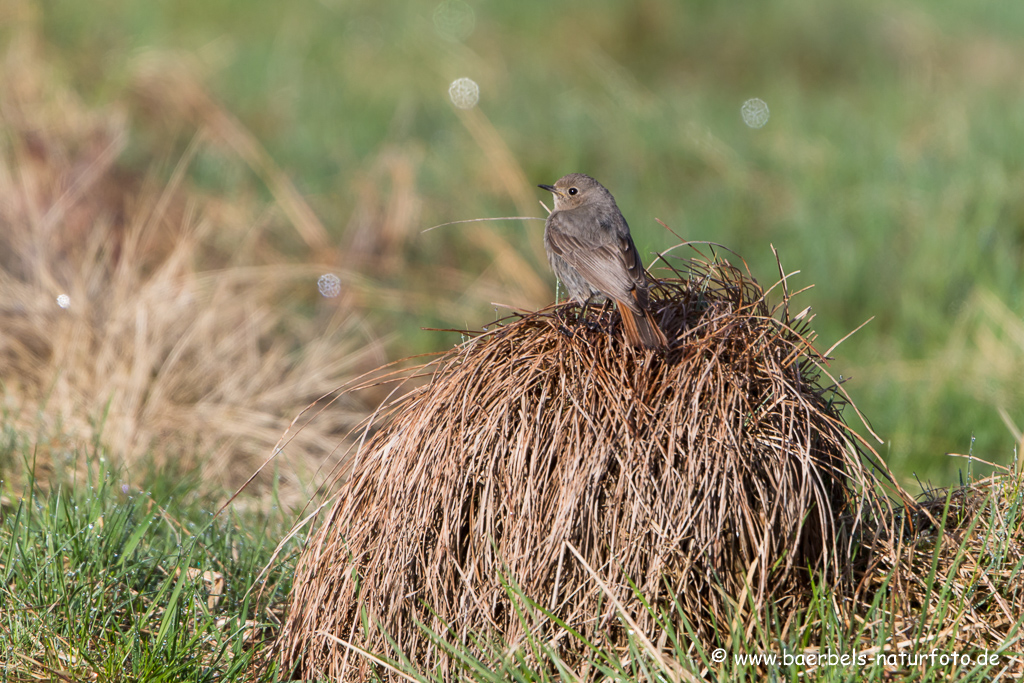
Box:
[23,0,1024,484]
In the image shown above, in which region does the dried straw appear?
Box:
[850,468,1024,673]
[0,37,383,506]
[278,253,896,680]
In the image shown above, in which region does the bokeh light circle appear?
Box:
[318,274,342,298]
[741,98,770,128]
[448,78,480,109]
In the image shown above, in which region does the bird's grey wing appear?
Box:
[545,212,642,306]
[601,210,651,308]
[612,224,650,307]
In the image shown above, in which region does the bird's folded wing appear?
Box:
[546,214,641,303]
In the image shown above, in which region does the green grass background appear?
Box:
[29,0,1024,484]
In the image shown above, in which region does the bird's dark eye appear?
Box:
[568,187,578,195]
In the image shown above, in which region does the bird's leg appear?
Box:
[580,296,608,333]
[582,299,611,334]
[578,295,594,324]
[600,300,616,341]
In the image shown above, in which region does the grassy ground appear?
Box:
[0,430,296,681]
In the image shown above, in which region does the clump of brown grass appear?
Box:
[0,36,382,506]
[851,463,1024,671]
[277,251,899,680]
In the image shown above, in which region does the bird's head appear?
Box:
[538,173,608,212]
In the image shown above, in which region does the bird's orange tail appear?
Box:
[616,302,668,349]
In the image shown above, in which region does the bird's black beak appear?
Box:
[538,184,558,194]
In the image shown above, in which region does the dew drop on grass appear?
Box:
[317,273,341,298]
[741,98,770,128]
[449,78,479,109]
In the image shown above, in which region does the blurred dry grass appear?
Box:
[0,18,567,511]
[276,253,907,680]
[21,0,1024,478]
[0,35,385,506]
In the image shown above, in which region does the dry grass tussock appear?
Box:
[854,465,1024,672]
[0,37,383,506]
[278,251,907,680]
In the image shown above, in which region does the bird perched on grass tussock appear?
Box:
[539,173,668,349]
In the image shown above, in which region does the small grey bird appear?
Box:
[538,173,668,349]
